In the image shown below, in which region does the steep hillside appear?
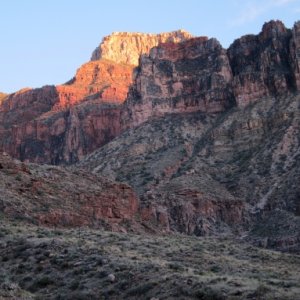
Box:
[79,90,300,252]
[76,21,300,252]
[0,153,139,232]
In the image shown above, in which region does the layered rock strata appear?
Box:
[122,37,235,128]
[91,30,193,65]
[0,31,191,164]
[2,21,300,165]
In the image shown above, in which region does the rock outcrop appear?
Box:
[122,37,235,128]
[0,59,132,164]
[228,20,294,106]
[0,92,7,102]
[0,153,139,232]
[290,21,300,89]
[91,30,193,65]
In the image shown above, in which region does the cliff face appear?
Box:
[9,101,122,164]
[122,37,235,128]
[0,60,132,164]
[91,30,193,65]
[0,31,190,164]
[228,20,294,106]
[3,21,300,164]
[122,21,300,128]
[290,21,300,89]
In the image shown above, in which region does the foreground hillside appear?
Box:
[1,217,300,300]
[0,153,139,232]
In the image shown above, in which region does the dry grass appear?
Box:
[1,217,300,299]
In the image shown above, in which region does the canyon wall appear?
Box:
[122,20,300,128]
[1,21,300,164]
[122,37,235,128]
[0,31,190,163]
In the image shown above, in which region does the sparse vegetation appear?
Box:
[1,217,300,299]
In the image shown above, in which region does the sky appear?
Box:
[0,0,299,93]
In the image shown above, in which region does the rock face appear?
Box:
[9,100,122,164]
[0,31,191,164]
[0,153,139,232]
[91,30,193,65]
[228,20,294,106]
[0,92,7,102]
[122,37,235,128]
[0,60,133,163]
[122,20,300,129]
[290,21,300,89]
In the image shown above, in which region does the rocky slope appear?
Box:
[0,153,139,232]
[79,90,300,252]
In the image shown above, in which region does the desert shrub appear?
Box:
[194,287,225,300]
[125,281,157,296]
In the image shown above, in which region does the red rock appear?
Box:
[122,37,234,129]
[290,21,300,89]
[0,31,190,164]
[0,153,139,231]
[91,30,193,65]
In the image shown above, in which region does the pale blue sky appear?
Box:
[0,0,299,93]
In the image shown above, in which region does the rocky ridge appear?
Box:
[122,20,299,128]
[2,21,300,164]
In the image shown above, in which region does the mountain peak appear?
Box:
[91,30,193,65]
